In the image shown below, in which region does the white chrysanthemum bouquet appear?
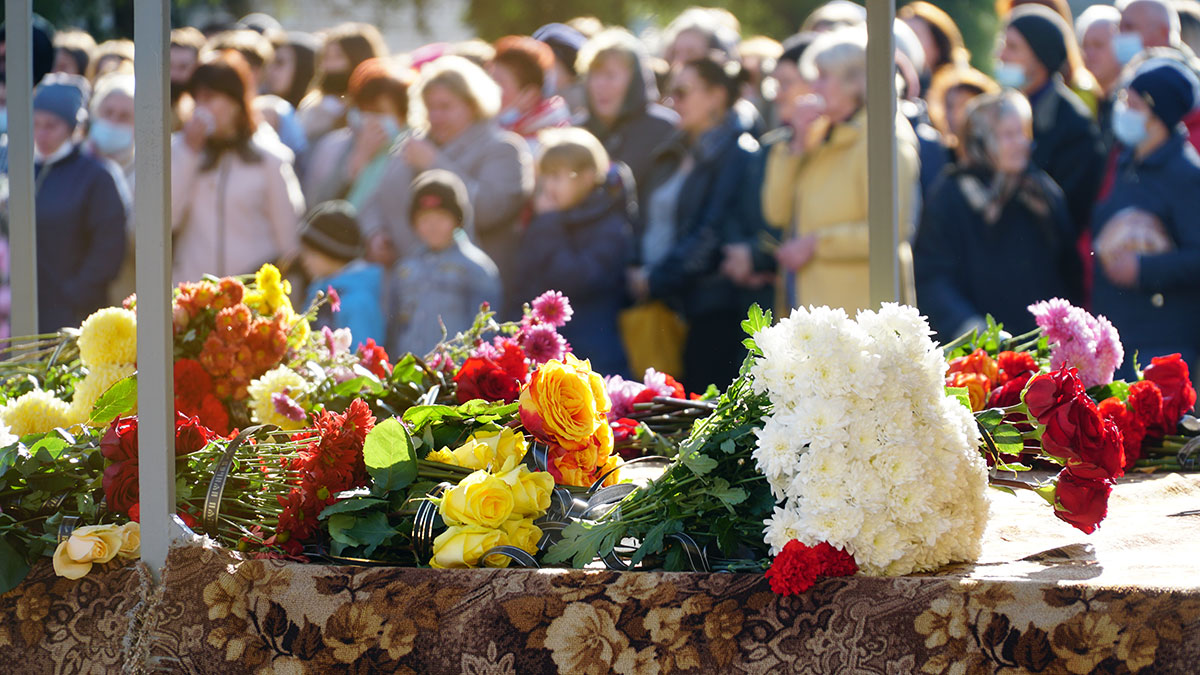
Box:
[752,304,990,577]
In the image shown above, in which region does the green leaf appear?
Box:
[994,462,1032,472]
[543,520,614,568]
[318,497,387,521]
[681,450,718,477]
[28,436,69,461]
[1088,380,1131,403]
[345,511,395,557]
[363,418,418,496]
[403,404,457,431]
[719,439,737,455]
[89,376,138,425]
[706,478,748,509]
[992,424,1024,456]
[946,386,972,410]
[330,376,379,398]
[988,484,1017,496]
[630,519,681,566]
[327,514,361,547]
[0,535,31,595]
[975,408,1004,432]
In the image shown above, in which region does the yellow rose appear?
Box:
[429,525,505,569]
[501,518,542,555]
[440,470,514,528]
[519,355,611,451]
[472,428,528,468]
[117,522,141,559]
[598,454,622,487]
[497,463,554,518]
[52,524,123,579]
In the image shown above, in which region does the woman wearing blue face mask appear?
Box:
[302,58,411,210]
[86,72,138,304]
[1093,61,1200,382]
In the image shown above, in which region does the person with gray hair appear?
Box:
[914,90,1081,341]
[1077,5,1124,151]
[800,1,867,34]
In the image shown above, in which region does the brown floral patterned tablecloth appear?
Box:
[5,472,1200,674]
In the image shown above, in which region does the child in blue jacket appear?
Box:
[299,200,386,347]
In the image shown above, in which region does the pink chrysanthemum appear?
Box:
[1028,298,1124,388]
[521,324,568,364]
[605,375,647,421]
[531,291,574,328]
[272,392,307,422]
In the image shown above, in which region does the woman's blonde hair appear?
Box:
[410,55,502,128]
[576,27,645,78]
[799,27,868,104]
[538,126,610,181]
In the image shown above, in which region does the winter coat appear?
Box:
[389,231,500,358]
[641,111,775,319]
[914,166,1082,341]
[515,169,634,377]
[304,259,386,348]
[761,109,920,315]
[1092,132,1200,374]
[34,145,128,332]
[170,134,306,286]
[1029,77,1105,232]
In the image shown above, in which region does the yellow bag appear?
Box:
[619,301,688,379]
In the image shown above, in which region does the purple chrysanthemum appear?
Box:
[272,391,307,422]
[605,375,647,421]
[531,291,574,328]
[522,324,569,364]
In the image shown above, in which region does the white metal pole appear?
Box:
[5,0,38,336]
[135,0,179,576]
[866,0,900,306]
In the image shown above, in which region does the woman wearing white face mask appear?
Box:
[1092,60,1200,382]
[86,72,138,304]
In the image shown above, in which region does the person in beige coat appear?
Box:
[762,26,920,316]
[171,52,305,286]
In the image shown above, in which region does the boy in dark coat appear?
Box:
[517,127,632,377]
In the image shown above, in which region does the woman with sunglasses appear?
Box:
[626,53,774,393]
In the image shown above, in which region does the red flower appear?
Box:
[1143,354,1197,435]
[1052,470,1111,534]
[174,358,214,406]
[103,460,140,516]
[197,395,231,435]
[1066,418,1125,481]
[765,540,858,596]
[455,356,522,404]
[948,349,999,389]
[356,339,392,379]
[947,371,990,412]
[987,372,1032,409]
[1040,393,1106,463]
[997,351,1039,385]
[1099,396,1148,468]
[101,417,138,462]
[175,413,215,455]
[492,338,529,381]
[1023,367,1085,422]
[1128,381,1164,428]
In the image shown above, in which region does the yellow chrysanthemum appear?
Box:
[246,365,308,430]
[0,389,73,437]
[67,363,138,426]
[287,310,310,348]
[77,308,137,367]
[253,264,293,315]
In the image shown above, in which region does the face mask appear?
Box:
[89,118,134,155]
[319,71,351,96]
[348,109,401,139]
[1112,100,1150,147]
[1114,33,1144,66]
[993,62,1028,90]
[495,107,522,127]
[0,107,7,135]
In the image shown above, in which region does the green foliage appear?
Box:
[363,419,418,496]
[88,376,137,426]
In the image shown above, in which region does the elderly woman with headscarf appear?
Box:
[914,90,1082,340]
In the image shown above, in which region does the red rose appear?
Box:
[997,351,1039,385]
[129,502,141,522]
[1143,354,1197,434]
[103,460,140,516]
[1052,470,1111,534]
[987,372,1032,409]
[175,413,215,455]
[1040,393,1105,462]
[1067,418,1125,481]
[1023,367,1084,422]
[100,417,139,462]
[454,357,521,404]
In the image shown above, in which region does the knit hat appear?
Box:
[409,169,471,228]
[0,14,56,85]
[533,23,587,75]
[1130,61,1200,129]
[300,200,364,262]
[32,73,90,130]
[1008,5,1069,75]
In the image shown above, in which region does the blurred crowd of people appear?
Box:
[3,0,1200,390]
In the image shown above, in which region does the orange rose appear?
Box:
[947,349,998,390]
[519,355,611,451]
[947,371,990,412]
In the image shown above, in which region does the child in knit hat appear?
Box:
[388,170,499,357]
[299,200,386,346]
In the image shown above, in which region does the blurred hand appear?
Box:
[365,232,399,268]
[720,243,754,285]
[1102,250,1140,288]
[403,137,438,172]
[787,94,825,155]
[776,234,817,272]
[627,267,650,303]
[181,110,209,152]
[348,118,390,179]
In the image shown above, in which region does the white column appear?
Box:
[5,0,37,336]
[135,0,180,576]
[866,0,900,306]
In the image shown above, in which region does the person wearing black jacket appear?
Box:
[915,90,1082,341]
[628,56,774,392]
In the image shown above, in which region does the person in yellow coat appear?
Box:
[761,26,920,316]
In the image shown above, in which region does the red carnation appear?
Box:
[103,460,140,516]
[174,358,214,406]
[997,351,1039,385]
[812,542,859,577]
[1143,354,1197,435]
[1023,367,1085,422]
[1128,380,1164,428]
[493,338,529,382]
[765,540,858,596]
[356,339,392,379]
[101,417,139,462]
[1052,470,1111,534]
[197,395,231,435]
[1099,396,1147,467]
[455,356,522,404]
